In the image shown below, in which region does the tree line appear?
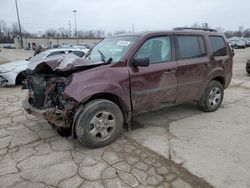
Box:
[1,20,250,43]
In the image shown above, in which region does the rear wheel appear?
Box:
[75,99,123,148]
[199,80,224,112]
[246,61,250,74]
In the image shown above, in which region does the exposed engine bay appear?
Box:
[23,54,109,131]
[25,70,79,128]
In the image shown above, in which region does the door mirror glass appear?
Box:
[131,57,150,67]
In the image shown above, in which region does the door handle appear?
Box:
[202,64,211,68]
[165,68,176,74]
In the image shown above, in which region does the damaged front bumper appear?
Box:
[23,97,77,128]
[22,97,46,118]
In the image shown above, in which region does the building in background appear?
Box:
[14,37,103,49]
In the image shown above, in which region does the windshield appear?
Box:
[85,36,138,63]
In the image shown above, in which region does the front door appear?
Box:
[129,36,177,114]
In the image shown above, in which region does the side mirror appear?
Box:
[131,57,150,67]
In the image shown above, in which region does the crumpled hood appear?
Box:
[28,53,108,72]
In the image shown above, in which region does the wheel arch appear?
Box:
[15,71,26,85]
[211,76,225,88]
[71,92,130,138]
[83,92,129,119]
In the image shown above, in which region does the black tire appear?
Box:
[246,62,250,74]
[15,71,26,85]
[75,99,124,148]
[199,81,224,112]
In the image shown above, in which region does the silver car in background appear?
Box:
[0,48,87,86]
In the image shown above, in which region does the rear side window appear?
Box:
[70,51,85,57]
[209,36,227,56]
[47,51,65,57]
[177,35,206,59]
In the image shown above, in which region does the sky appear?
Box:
[0,0,249,33]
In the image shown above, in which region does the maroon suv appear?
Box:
[23,28,233,148]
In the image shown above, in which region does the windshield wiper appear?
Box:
[107,58,113,64]
[98,50,106,62]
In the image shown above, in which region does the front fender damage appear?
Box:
[24,54,112,131]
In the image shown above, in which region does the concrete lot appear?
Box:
[0,48,249,188]
[0,49,33,64]
[129,48,250,188]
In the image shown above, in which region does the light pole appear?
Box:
[15,0,23,48]
[73,10,77,37]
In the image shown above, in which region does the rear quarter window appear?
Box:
[209,36,227,56]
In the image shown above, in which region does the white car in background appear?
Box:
[0,48,86,86]
[72,45,90,54]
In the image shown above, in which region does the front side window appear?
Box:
[177,35,206,59]
[85,36,138,63]
[134,36,171,64]
[209,36,227,56]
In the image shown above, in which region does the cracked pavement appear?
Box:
[128,48,250,188]
[0,86,209,187]
[0,48,250,188]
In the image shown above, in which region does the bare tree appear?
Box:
[113,30,127,35]
[10,23,20,38]
[58,27,70,37]
[95,30,105,38]
[45,28,57,37]
[215,27,224,33]
[243,29,250,38]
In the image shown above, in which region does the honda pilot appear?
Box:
[23,28,233,148]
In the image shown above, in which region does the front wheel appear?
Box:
[75,99,124,148]
[199,81,224,112]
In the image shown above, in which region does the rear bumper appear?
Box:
[22,97,46,118]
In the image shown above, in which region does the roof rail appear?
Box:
[173,27,217,32]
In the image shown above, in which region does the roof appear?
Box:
[109,28,220,38]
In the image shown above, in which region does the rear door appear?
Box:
[129,35,177,114]
[175,35,211,102]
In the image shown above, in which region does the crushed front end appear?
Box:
[23,70,79,128]
[22,54,108,136]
